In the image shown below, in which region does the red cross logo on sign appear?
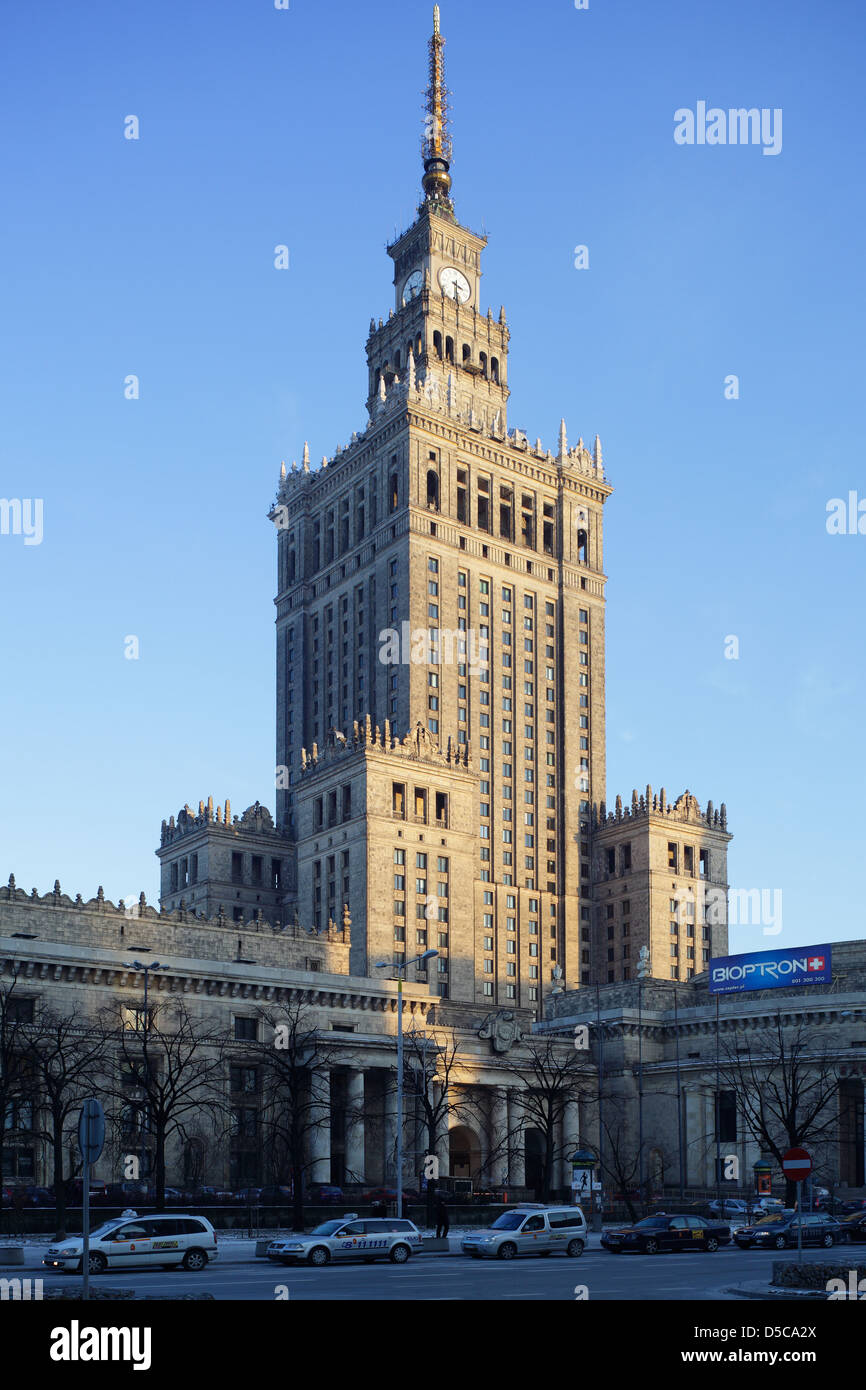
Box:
[808,957,825,971]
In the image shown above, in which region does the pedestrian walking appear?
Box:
[435,1196,450,1239]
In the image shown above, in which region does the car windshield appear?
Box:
[310,1220,345,1237]
[88,1220,126,1239]
[633,1218,668,1229]
[490,1212,527,1231]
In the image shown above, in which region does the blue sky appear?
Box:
[1,0,864,952]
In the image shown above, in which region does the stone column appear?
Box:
[433,1083,450,1178]
[562,1097,581,1191]
[490,1087,509,1186]
[308,1066,331,1184]
[344,1070,365,1184]
[383,1073,398,1182]
[508,1088,525,1187]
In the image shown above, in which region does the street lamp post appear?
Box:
[123,960,169,1187]
[376,950,438,1216]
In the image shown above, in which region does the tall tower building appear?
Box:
[271,9,611,1010]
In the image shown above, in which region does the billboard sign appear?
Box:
[709,944,832,996]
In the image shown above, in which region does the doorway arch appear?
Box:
[449,1125,481,1181]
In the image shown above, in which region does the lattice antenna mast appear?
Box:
[421,6,454,213]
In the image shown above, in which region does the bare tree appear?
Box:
[496,1034,592,1202]
[0,967,36,1219]
[100,996,226,1210]
[252,998,346,1232]
[398,1026,469,1222]
[20,1005,110,1237]
[718,1015,842,1205]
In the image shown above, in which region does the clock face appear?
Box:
[439,266,471,304]
[402,270,423,304]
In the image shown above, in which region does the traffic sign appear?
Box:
[782,1147,812,1181]
[77,1098,105,1165]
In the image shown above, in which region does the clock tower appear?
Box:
[365,6,510,435]
[274,5,611,1010]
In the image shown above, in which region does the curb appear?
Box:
[722,1283,828,1301]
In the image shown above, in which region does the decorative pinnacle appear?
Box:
[421,6,453,211]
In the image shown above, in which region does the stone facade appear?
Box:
[591,788,732,985]
[157,799,293,926]
[542,941,866,1192]
[0,880,576,1192]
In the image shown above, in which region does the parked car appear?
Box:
[185,1185,219,1205]
[361,1186,420,1205]
[839,1212,866,1243]
[267,1216,422,1266]
[53,1180,109,1205]
[461,1205,587,1260]
[314,1185,344,1204]
[44,1213,218,1274]
[232,1187,262,1203]
[602,1214,730,1254]
[259,1185,293,1205]
[840,1198,866,1215]
[734,1213,843,1250]
[707,1199,750,1218]
[752,1197,786,1215]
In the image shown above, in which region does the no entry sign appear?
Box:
[782,1147,812,1181]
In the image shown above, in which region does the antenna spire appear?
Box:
[422,6,454,214]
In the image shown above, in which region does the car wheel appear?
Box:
[822,1233,835,1248]
[182,1248,207,1272]
[773,1235,787,1250]
[389,1243,411,1264]
[706,1237,719,1252]
[497,1242,518,1260]
[566,1238,585,1258]
[644,1238,660,1255]
[86,1251,107,1276]
[308,1246,330,1267]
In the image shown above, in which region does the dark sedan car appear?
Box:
[839,1213,866,1243]
[734,1213,843,1250]
[601,1215,730,1254]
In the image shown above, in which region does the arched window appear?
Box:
[491,357,500,384]
[445,336,455,364]
[577,528,588,564]
[462,343,472,364]
[427,470,440,510]
[479,351,488,378]
[433,330,443,358]
[390,474,399,513]
[415,334,422,358]
[394,350,401,373]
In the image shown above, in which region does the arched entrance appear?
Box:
[449,1126,481,1181]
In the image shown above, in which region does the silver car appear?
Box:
[267,1215,422,1266]
[461,1205,587,1260]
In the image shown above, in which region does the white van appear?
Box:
[461,1205,587,1259]
[43,1213,219,1275]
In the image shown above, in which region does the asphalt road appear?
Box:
[26,1244,850,1301]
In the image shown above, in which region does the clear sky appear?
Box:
[1,0,864,954]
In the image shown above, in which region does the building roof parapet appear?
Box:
[160,799,284,847]
[3,873,348,943]
[592,787,729,833]
[300,717,470,775]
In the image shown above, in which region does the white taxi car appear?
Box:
[461,1205,587,1259]
[267,1215,422,1266]
[43,1213,218,1274]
